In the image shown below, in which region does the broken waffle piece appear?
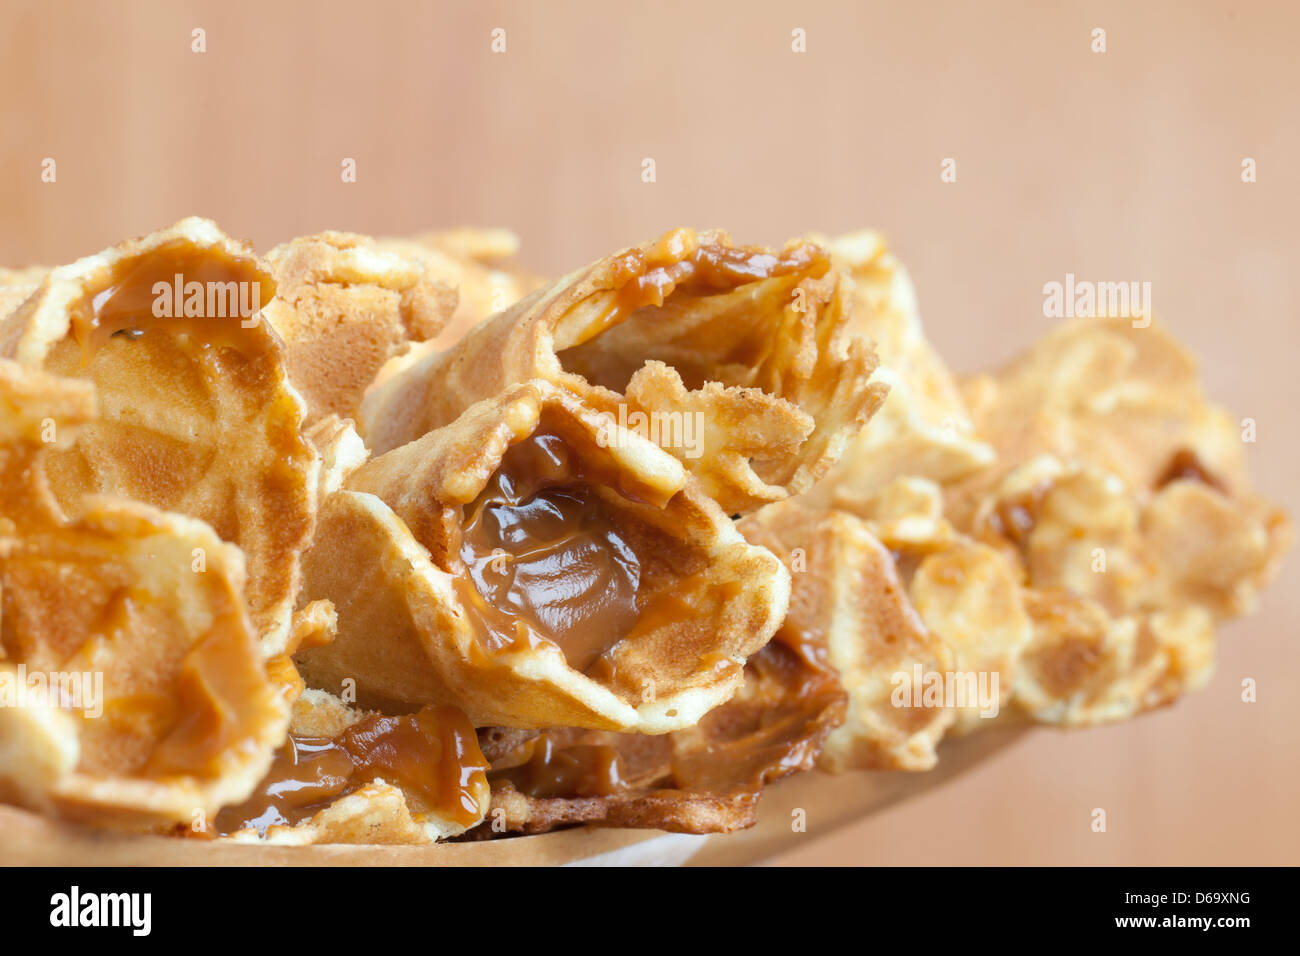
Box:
[375,228,541,347]
[296,378,791,732]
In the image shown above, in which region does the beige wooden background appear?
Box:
[1,0,1296,865]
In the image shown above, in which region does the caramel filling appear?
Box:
[492,736,628,799]
[559,231,830,393]
[665,613,845,793]
[214,705,488,835]
[70,239,276,362]
[457,432,642,671]
[611,230,829,314]
[486,625,846,801]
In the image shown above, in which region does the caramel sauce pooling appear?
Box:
[71,239,276,362]
[214,705,488,835]
[457,432,643,671]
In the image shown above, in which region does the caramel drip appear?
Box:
[214,705,488,835]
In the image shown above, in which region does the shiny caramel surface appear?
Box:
[487,624,847,802]
[613,230,829,313]
[72,239,276,361]
[457,432,642,670]
[492,736,628,799]
[214,705,487,835]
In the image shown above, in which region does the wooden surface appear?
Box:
[0,0,1296,865]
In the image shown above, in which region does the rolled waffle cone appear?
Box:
[361,228,886,514]
[478,486,1017,829]
[0,360,289,829]
[262,231,456,425]
[296,378,792,732]
[472,488,1030,835]
[0,218,319,653]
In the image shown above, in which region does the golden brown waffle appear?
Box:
[473,628,845,835]
[0,360,288,829]
[0,218,318,653]
[263,231,455,424]
[361,228,887,514]
[0,221,1289,852]
[295,378,792,732]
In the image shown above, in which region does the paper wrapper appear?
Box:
[0,727,1025,865]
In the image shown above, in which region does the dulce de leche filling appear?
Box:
[214,705,488,836]
[561,230,831,391]
[486,623,846,801]
[492,736,628,799]
[70,239,276,362]
[612,229,830,315]
[457,432,643,671]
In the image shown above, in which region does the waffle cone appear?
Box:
[361,228,886,514]
[297,379,791,732]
